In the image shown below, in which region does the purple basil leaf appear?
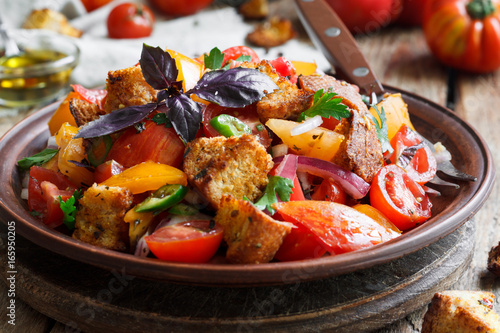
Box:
[188,68,278,108]
[75,103,157,139]
[139,44,178,90]
[165,94,202,143]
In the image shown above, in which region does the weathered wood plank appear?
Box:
[454,72,500,297]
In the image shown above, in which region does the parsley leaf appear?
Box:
[297,88,350,122]
[204,47,225,70]
[58,189,83,230]
[253,176,294,215]
[366,105,394,154]
[151,113,172,128]
[17,148,59,171]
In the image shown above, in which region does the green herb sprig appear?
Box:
[58,189,83,230]
[253,176,294,215]
[17,148,58,171]
[297,88,350,122]
[366,105,393,155]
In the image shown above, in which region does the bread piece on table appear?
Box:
[239,0,268,20]
[215,196,292,264]
[488,242,500,276]
[422,290,500,333]
[183,134,273,209]
[23,8,82,38]
[72,184,133,252]
[247,16,296,48]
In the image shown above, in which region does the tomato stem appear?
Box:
[467,0,496,19]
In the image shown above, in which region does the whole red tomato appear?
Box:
[149,0,214,17]
[423,0,500,73]
[396,0,430,26]
[81,0,113,12]
[325,0,403,34]
[107,3,155,39]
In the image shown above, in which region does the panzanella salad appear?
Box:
[18,44,442,264]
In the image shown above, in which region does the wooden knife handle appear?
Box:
[294,0,384,95]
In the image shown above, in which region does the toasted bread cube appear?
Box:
[23,9,82,38]
[422,290,500,333]
[240,60,313,123]
[104,65,158,114]
[72,184,133,252]
[239,0,268,20]
[183,134,273,209]
[69,98,107,127]
[215,196,292,264]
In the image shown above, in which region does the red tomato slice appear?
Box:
[269,57,298,84]
[145,220,224,263]
[106,119,184,169]
[274,201,400,255]
[370,164,432,231]
[40,181,75,228]
[390,124,437,184]
[274,223,326,261]
[28,166,77,227]
[71,84,107,110]
[222,46,260,66]
[310,178,347,204]
[202,103,272,148]
[94,160,125,183]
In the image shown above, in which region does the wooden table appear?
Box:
[1,2,499,332]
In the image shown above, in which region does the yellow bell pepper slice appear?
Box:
[48,92,79,136]
[291,60,317,77]
[124,208,155,249]
[54,122,79,150]
[369,94,415,141]
[166,49,204,92]
[100,161,188,194]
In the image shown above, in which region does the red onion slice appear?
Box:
[274,155,370,199]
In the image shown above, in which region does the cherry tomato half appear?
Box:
[145,220,224,263]
[310,178,347,204]
[202,103,272,148]
[107,3,155,39]
[390,124,437,185]
[370,164,432,231]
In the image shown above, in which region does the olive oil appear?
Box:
[0,49,73,107]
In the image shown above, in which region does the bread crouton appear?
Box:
[72,184,133,252]
[422,290,500,333]
[183,134,273,209]
[69,98,107,127]
[299,74,383,183]
[240,60,313,123]
[215,196,292,264]
[247,16,297,48]
[488,242,500,276]
[104,65,158,114]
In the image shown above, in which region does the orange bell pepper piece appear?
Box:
[100,161,188,194]
[291,60,317,77]
[48,92,79,136]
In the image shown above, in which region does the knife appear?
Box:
[293,0,384,96]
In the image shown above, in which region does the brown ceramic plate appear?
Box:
[0,86,494,287]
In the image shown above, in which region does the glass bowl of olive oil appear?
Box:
[0,29,80,107]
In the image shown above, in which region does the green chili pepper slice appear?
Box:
[209,114,252,137]
[87,135,113,167]
[135,184,189,213]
